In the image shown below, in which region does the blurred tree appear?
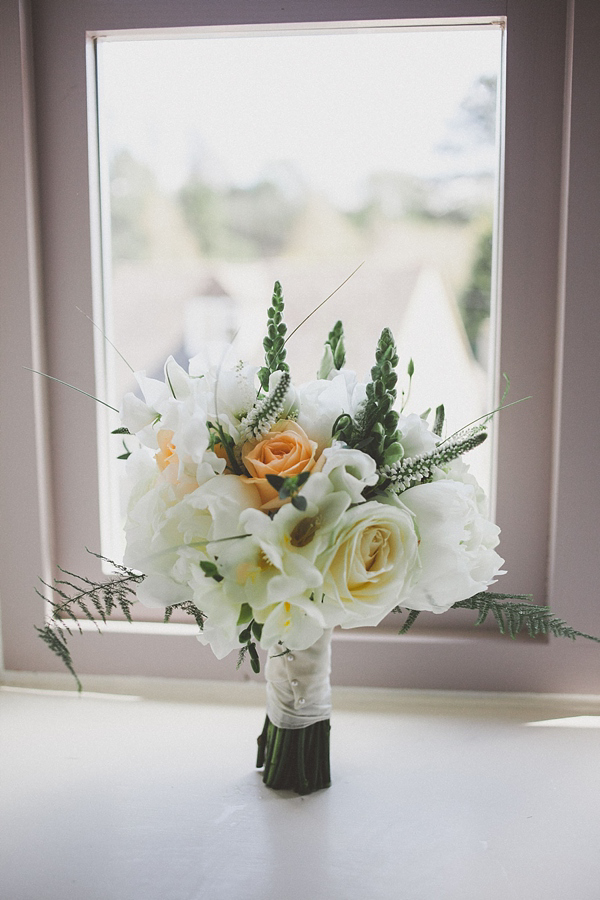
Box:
[441,74,498,154]
[178,176,227,257]
[224,179,300,257]
[458,74,497,145]
[178,173,301,259]
[459,223,493,357]
[110,150,156,261]
[451,75,498,358]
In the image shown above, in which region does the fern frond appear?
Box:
[34,624,82,691]
[453,592,600,642]
[163,600,206,631]
[35,554,146,690]
[396,608,422,635]
[393,592,600,644]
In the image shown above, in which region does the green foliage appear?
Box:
[237,603,253,626]
[257,282,289,392]
[433,404,445,437]
[236,614,264,673]
[333,327,402,468]
[265,472,310,510]
[326,320,346,371]
[200,560,223,583]
[206,419,242,474]
[117,439,131,460]
[317,320,347,379]
[237,633,261,674]
[395,591,600,644]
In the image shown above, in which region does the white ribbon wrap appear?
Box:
[265,629,333,730]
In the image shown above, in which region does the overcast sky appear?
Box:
[99,26,502,208]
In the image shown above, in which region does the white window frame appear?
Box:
[2,0,599,693]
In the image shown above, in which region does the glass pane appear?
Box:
[96,25,503,568]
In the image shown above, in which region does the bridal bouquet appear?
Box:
[38,281,599,794]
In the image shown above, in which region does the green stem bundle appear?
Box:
[256,716,331,795]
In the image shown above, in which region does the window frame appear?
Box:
[3,0,599,693]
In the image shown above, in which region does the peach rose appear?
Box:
[241,420,319,510]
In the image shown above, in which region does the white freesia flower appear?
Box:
[120,375,169,448]
[210,472,351,650]
[121,358,198,448]
[182,479,264,658]
[317,499,421,629]
[120,391,159,436]
[316,442,378,504]
[259,595,327,652]
[195,606,245,660]
[400,480,505,614]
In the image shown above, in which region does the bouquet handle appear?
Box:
[257,630,332,794]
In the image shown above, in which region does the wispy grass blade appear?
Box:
[24,367,119,413]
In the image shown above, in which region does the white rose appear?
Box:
[400,480,505,614]
[317,500,421,629]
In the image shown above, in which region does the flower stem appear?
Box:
[256,716,331,795]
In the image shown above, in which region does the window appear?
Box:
[3,0,599,693]
[96,26,504,563]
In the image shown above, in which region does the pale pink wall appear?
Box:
[2,0,599,693]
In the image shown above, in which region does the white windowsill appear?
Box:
[2,673,600,899]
